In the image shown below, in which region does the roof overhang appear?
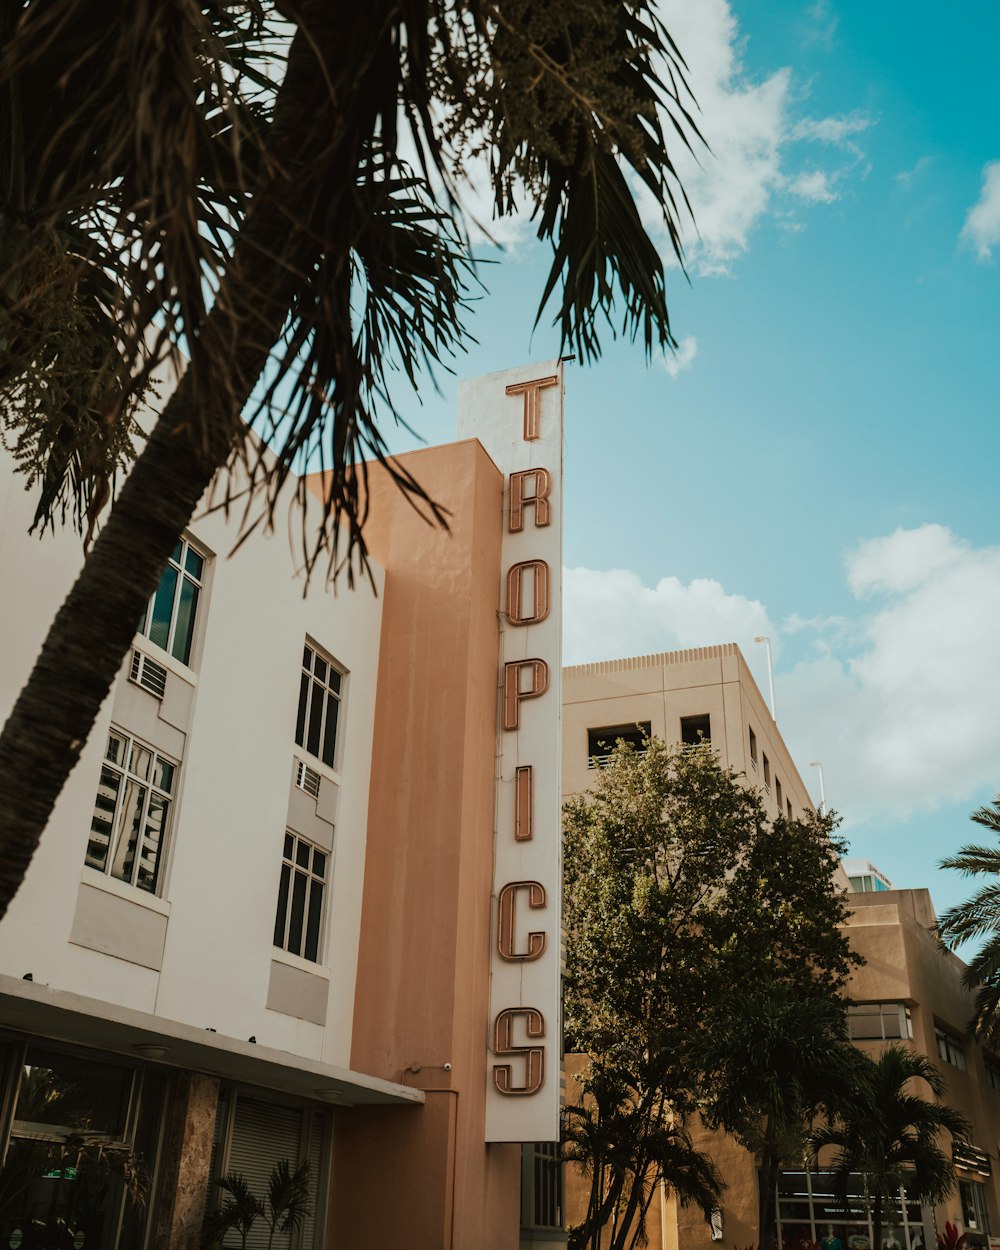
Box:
[0,974,423,1109]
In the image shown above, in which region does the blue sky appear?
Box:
[381,0,1000,918]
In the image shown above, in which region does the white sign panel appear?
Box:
[458,360,564,1143]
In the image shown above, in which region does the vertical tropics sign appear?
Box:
[458,360,564,1144]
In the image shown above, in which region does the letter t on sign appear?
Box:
[505,376,559,441]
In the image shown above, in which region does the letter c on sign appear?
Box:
[497,881,547,961]
[493,1008,545,1096]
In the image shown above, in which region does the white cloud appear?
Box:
[896,155,933,187]
[661,335,699,378]
[780,525,1000,822]
[564,524,1000,828]
[960,160,1000,261]
[563,566,775,684]
[648,0,871,273]
[786,170,839,204]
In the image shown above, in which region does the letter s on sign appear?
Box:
[493,1008,545,1096]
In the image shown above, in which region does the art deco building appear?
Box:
[0,362,566,1250]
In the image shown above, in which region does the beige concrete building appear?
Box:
[563,643,813,823]
[0,361,566,1249]
[562,648,1000,1250]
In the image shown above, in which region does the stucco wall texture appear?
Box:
[319,442,521,1250]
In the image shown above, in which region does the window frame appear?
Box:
[295,643,344,773]
[587,722,650,768]
[748,726,759,771]
[86,727,178,896]
[936,1026,966,1070]
[680,714,712,747]
[136,535,207,667]
[273,831,329,964]
[847,1002,913,1042]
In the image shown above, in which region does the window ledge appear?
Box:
[80,867,171,917]
[271,947,331,980]
[131,640,198,689]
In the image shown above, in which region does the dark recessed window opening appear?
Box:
[587,723,651,767]
[680,714,711,746]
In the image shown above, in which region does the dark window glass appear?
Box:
[172,579,199,663]
[306,685,323,758]
[288,871,307,954]
[305,881,324,962]
[274,864,290,946]
[680,714,711,746]
[137,538,205,668]
[295,643,343,770]
[274,833,328,964]
[14,1048,132,1139]
[587,723,650,766]
[148,565,177,651]
[87,731,174,895]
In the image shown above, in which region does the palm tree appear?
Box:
[0,0,704,920]
[810,1045,971,1250]
[938,797,1000,1046]
[563,1056,722,1250]
[202,1159,310,1250]
[699,985,866,1250]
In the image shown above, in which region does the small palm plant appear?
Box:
[203,1159,310,1250]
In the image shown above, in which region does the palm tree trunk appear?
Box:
[0,3,365,920]
[872,1192,883,1250]
[759,1140,780,1250]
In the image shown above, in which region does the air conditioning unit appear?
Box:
[129,650,167,700]
[296,760,321,799]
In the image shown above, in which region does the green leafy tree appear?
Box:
[810,1046,971,1250]
[0,0,703,920]
[563,737,859,1250]
[937,797,1000,1045]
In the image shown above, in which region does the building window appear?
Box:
[762,753,771,790]
[985,1058,1000,1091]
[137,537,206,666]
[274,832,328,963]
[521,1141,563,1231]
[775,777,783,810]
[960,1180,991,1235]
[848,1002,913,1042]
[3,1042,168,1249]
[936,1027,966,1070]
[206,1090,330,1250]
[776,1169,930,1250]
[86,728,176,894]
[296,644,342,770]
[787,798,793,820]
[587,722,650,767]
[748,726,758,770]
[680,714,711,746]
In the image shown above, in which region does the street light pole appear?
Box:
[754,635,776,720]
[809,760,826,814]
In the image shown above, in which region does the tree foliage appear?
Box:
[937,796,1000,1045]
[810,1046,971,1250]
[0,0,704,919]
[563,737,860,1250]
